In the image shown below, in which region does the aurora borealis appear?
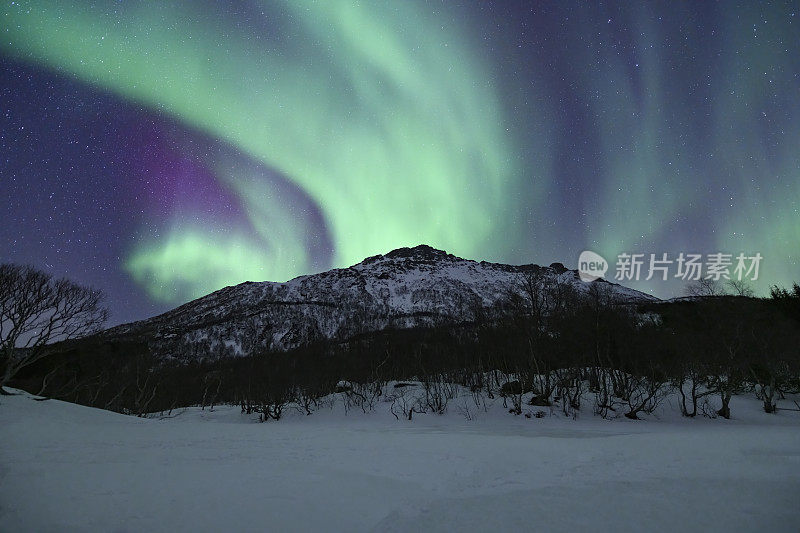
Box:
[1,1,798,324]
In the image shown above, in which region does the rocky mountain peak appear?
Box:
[361,244,460,265]
[104,245,658,363]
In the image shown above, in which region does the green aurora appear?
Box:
[3,0,516,301]
[2,1,797,306]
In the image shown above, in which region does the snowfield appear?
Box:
[1,388,799,532]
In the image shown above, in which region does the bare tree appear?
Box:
[0,264,108,394]
[672,356,713,417]
[685,278,724,297]
[726,279,754,297]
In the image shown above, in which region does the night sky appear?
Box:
[2,1,798,325]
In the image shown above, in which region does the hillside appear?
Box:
[103,245,656,362]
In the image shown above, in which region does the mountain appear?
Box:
[104,245,657,362]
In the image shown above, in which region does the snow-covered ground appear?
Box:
[1,388,799,532]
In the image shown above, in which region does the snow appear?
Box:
[104,247,657,361]
[1,389,799,532]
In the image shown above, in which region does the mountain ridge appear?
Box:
[104,245,657,362]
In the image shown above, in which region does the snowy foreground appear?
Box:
[2,388,799,532]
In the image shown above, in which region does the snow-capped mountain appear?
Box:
[106,245,657,362]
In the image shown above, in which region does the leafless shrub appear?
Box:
[422,375,455,414]
[1,264,108,394]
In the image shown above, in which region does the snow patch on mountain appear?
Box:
[106,245,657,361]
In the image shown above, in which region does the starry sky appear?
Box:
[1,1,798,325]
